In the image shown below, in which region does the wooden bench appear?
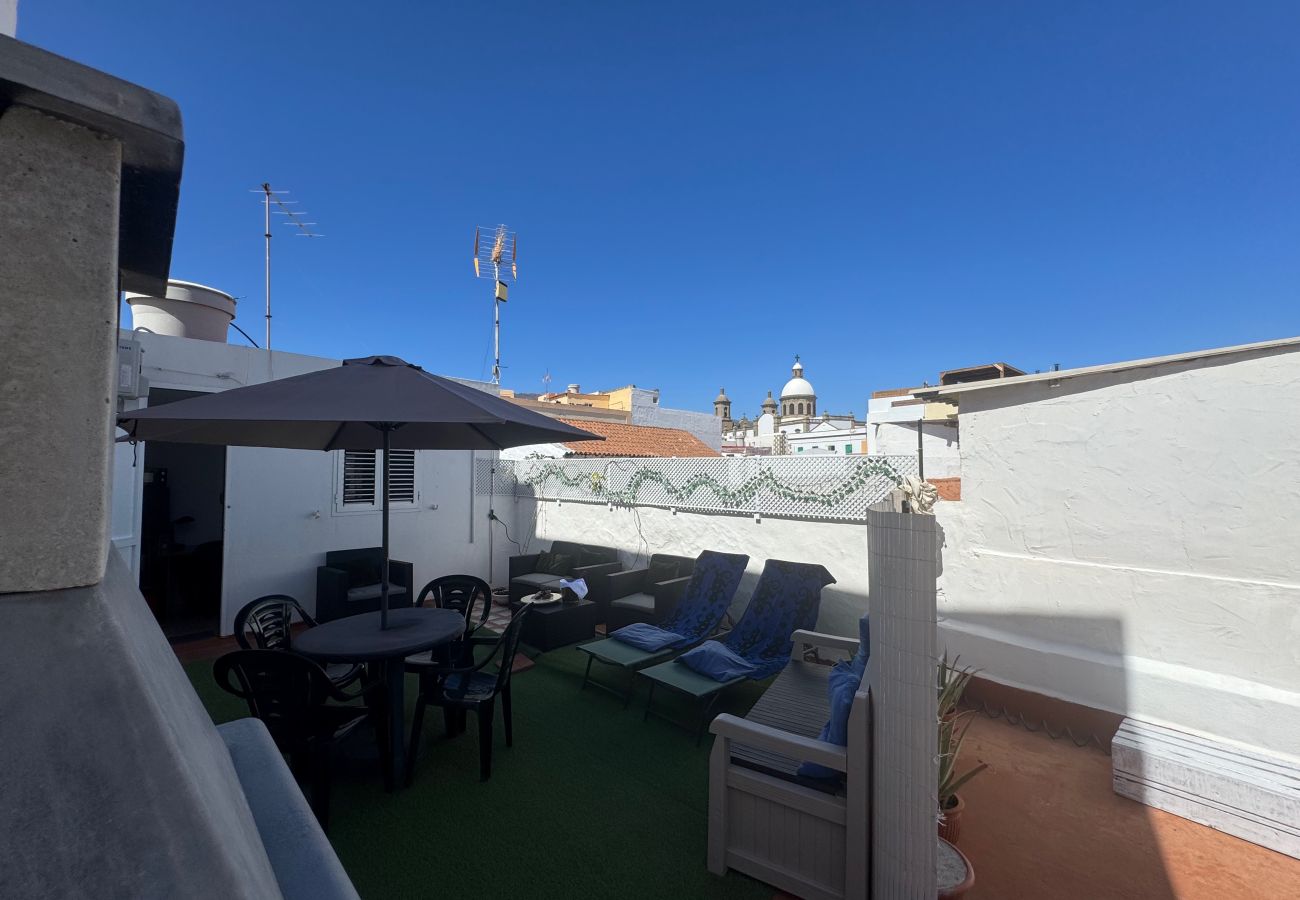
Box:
[708,629,869,900]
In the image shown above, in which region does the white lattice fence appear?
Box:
[482,455,918,522]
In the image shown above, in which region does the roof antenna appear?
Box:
[252,183,323,351]
[472,224,518,385]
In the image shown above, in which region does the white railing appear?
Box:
[477,455,918,522]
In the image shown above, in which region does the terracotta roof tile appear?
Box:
[555,417,719,458]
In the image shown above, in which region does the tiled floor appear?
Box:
[957,714,1300,898]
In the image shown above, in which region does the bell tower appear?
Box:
[714,387,732,431]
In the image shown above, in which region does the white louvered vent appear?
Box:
[387,450,416,503]
[342,450,377,504]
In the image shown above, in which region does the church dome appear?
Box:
[761,390,777,410]
[715,387,730,403]
[780,356,815,399]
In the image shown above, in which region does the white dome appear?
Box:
[780,376,815,399]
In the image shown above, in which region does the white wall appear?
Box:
[221,445,510,633]
[628,387,722,451]
[0,0,16,38]
[871,421,960,477]
[934,346,1300,759]
[509,498,870,635]
[111,331,513,634]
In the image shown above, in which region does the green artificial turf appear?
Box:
[187,645,774,899]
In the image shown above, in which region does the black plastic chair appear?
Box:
[412,575,493,663]
[233,594,363,689]
[406,604,532,784]
[213,649,374,830]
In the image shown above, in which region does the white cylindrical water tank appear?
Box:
[125,279,236,342]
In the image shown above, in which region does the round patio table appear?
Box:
[295,607,464,791]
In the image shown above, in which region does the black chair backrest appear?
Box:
[233,594,316,651]
[415,575,492,633]
[213,649,335,747]
[493,605,533,694]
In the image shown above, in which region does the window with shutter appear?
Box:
[336,449,419,512]
[387,450,416,503]
[342,450,377,505]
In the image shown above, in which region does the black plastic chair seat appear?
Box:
[442,671,498,703]
[406,605,532,784]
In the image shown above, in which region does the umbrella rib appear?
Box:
[467,423,506,451]
[324,420,349,451]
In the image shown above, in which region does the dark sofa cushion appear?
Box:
[646,558,679,585]
[536,551,573,576]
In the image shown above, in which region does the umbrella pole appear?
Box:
[381,425,391,630]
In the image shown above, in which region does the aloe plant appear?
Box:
[938,654,988,810]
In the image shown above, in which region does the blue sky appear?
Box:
[19,1,1300,417]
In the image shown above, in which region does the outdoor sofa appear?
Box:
[315,547,414,623]
[589,552,696,629]
[507,541,621,603]
[707,629,869,900]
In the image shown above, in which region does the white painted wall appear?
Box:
[111,331,514,634]
[787,425,867,455]
[934,345,1300,759]
[507,498,871,636]
[870,421,960,477]
[627,387,722,451]
[0,0,16,38]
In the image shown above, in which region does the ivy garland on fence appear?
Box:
[510,458,906,510]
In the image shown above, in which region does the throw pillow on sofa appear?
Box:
[538,552,572,576]
[646,558,680,585]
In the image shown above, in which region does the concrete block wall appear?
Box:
[0,106,120,592]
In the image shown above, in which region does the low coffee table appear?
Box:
[515,593,599,652]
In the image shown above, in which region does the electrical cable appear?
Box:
[491,512,523,555]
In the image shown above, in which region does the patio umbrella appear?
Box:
[117,355,600,628]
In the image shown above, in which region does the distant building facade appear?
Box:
[867,362,1025,478]
[717,356,866,456]
[500,382,721,453]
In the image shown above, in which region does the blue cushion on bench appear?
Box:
[798,614,870,780]
[852,614,870,677]
[610,622,688,651]
[677,640,759,681]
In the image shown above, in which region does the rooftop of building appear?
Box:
[917,336,1300,399]
[555,416,720,458]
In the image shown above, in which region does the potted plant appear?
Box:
[937,654,988,844]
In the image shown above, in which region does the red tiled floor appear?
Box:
[958,714,1300,899]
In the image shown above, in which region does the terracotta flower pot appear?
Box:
[937,837,975,899]
[938,793,965,844]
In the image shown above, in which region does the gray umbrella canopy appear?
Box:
[117,355,601,628]
[117,355,600,450]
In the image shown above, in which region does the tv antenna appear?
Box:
[472,224,518,385]
[252,183,322,350]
